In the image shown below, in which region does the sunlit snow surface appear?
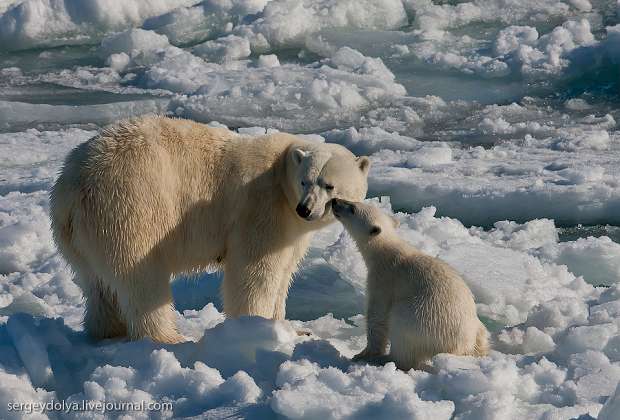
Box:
[1,0,620,419]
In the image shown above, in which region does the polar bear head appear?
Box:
[331,199,399,244]
[285,142,370,223]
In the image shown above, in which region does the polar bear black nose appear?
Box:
[296,204,311,218]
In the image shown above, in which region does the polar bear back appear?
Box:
[60,116,300,274]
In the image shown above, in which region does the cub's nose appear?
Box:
[331,199,353,217]
[331,198,346,216]
[296,204,311,219]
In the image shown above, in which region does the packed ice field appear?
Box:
[2,0,620,418]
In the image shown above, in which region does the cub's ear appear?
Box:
[356,156,371,175]
[293,148,307,164]
[392,216,400,229]
[370,225,382,236]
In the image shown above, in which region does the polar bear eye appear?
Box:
[325,184,334,191]
[301,181,306,187]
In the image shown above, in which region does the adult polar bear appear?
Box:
[51,116,370,343]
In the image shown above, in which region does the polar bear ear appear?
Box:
[293,148,307,164]
[356,156,371,175]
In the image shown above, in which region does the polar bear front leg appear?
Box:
[223,227,311,320]
[353,291,392,362]
[271,256,301,320]
[271,280,290,321]
[272,236,313,320]
[222,253,284,319]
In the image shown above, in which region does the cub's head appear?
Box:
[331,199,399,244]
[285,143,370,223]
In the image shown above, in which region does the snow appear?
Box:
[193,35,251,62]
[1,135,617,416]
[142,0,273,45]
[2,0,620,417]
[257,53,280,68]
[0,0,23,13]
[546,236,620,287]
[171,50,404,130]
[272,361,455,419]
[99,28,171,57]
[0,0,201,50]
[331,113,620,226]
[600,382,620,420]
[235,0,408,52]
[0,100,170,133]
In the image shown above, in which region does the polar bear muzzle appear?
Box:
[296,186,325,220]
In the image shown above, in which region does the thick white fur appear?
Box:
[50,116,369,343]
[332,200,489,370]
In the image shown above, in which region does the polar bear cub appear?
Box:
[332,199,489,370]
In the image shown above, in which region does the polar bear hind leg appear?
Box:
[82,280,127,340]
[66,255,127,340]
[113,268,184,344]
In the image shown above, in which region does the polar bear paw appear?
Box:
[352,348,387,364]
